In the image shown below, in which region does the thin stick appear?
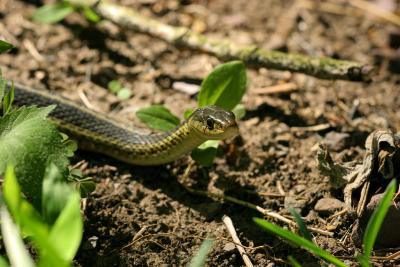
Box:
[68,0,373,81]
[349,0,400,27]
[186,186,334,237]
[253,82,298,95]
[222,215,254,267]
[291,123,331,132]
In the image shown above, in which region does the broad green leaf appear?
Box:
[82,6,100,22]
[191,140,219,167]
[42,164,74,224]
[49,192,83,261]
[188,239,214,267]
[136,105,180,131]
[0,206,35,267]
[254,218,348,267]
[32,3,74,24]
[362,179,396,259]
[0,40,14,54]
[198,61,246,110]
[0,106,71,207]
[289,208,312,241]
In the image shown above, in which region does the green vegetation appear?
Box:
[107,80,133,100]
[188,239,214,267]
[0,40,14,54]
[32,1,99,24]
[136,60,247,166]
[0,45,84,265]
[254,179,397,267]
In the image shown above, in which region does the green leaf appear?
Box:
[2,81,14,115]
[82,6,100,22]
[253,218,348,267]
[3,165,21,222]
[136,105,180,131]
[49,192,83,261]
[198,61,247,110]
[2,167,71,267]
[117,88,132,100]
[42,164,74,224]
[188,239,214,267]
[32,3,74,24]
[107,80,122,93]
[288,256,303,267]
[184,109,193,120]
[232,104,246,120]
[0,256,10,267]
[191,140,219,167]
[0,106,71,207]
[289,208,312,241]
[0,40,14,54]
[362,179,396,259]
[70,176,95,198]
[0,206,35,267]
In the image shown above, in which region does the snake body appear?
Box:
[11,84,238,165]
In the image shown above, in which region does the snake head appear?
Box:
[189,106,239,140]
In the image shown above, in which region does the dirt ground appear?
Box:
[2,0,400,266]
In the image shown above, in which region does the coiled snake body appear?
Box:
[11,84,238,165]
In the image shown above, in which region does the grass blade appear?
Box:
[362,179,396,259]
[288,256,303,267]
[253,218,348,267]
[188,239,214,267]
[289,208,312,241]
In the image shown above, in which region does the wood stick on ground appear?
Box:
[222,215,254,267]
[68,0,373,81]
[185,186,334,237]
[349,0,400,27]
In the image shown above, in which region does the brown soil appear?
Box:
[1,0,400,266]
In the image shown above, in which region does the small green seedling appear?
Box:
[32,1,99,24]
[2,165,83,267]
[254,179,397,267]
[136,60,247,166]
[107,80,132,100]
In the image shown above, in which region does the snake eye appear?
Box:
[206,117,214,130]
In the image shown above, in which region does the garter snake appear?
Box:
[10,83,239,165]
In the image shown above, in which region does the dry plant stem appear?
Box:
[68,0,373,81]
[222,215,254,267]
[349,0,400,27]
[185,186,333,237]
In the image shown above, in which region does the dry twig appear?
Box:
[222,215,254,267]
[68,0,373,81]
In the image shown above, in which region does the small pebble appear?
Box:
[314,197,345,215]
